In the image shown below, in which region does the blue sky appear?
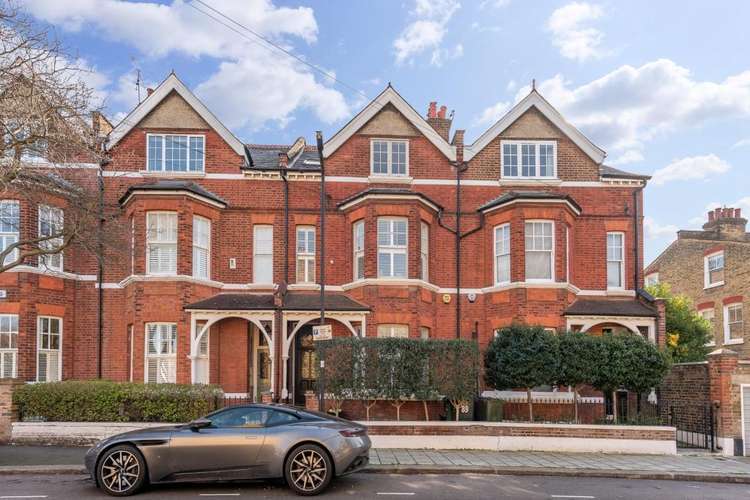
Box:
[19,0,750,263]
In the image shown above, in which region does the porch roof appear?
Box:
[564,297,657,318]
[184,291,370,312]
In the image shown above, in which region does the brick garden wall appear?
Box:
[658,362,711,431]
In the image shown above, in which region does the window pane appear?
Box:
[393,252,407,277]
[165,135,188,171]
[503,143,518,177]
[378,252,391,277]
[377,219,390,246]
[391,141,406,174]
[372,141,388,174]
[526,251,551,280]
[539,144,554,176]
[148,136,163,171]
[521,143,536,176]
[189,136,204,171]
[607,262,622,288]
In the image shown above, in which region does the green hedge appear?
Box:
[13,381,224,423]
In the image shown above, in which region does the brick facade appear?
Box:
[1,75,659,407]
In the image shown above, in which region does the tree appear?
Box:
[0,5,120,272]
[620,333,671,413]
[484,324,559,421]
[646,283,712,362]
[589,333,630,423]
[556,331,597,422]
[432,339,479,421]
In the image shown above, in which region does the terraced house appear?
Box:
[2,73,663,404]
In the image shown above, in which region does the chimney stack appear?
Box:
[703,206,748,240]
[426,101,452,141]
[278,152,288,168]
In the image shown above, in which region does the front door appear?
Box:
[294,328,318,405]
[252,329,271,402]
[168,406,268,481]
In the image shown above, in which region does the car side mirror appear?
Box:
[188,418,212,431]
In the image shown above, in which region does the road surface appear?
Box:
[0,473,748,499]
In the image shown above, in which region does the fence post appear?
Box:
[0,379,24,444]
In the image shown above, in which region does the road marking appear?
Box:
[198,495,240,497]
[0,496,49,499]
[550,496,595,499]
[376,494,415,496]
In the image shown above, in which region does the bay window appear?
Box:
[494,223,511,284]
[37,316,61,382]
[501,141,556,179]
[607,232,624,289]
[145,323,177,383]
[371,139,408,176]
[147,134,204,172]
[0,200,19,266]
[377,218,407,278]
[296,226,316,283]
[253,225,273,283]
[525,221,554,281]
[0,314,18,378]
[38,205,64,271]
[192,216,210,279]
[353,221,365,280]
[146,212,177,275]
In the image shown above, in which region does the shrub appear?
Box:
[14,380,223,423]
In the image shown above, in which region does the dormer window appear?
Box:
[147,134,204,172]
[501,140,556,179]
[371,139,408,176]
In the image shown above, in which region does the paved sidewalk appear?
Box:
[4,445,750,483]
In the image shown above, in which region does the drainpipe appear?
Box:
[455,161,462,339]
[315,132,326,410]
[633,185,644,291]
[281,165,289,285]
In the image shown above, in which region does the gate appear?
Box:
[668,403,717,451]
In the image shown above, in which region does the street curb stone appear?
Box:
[1,463,749,485]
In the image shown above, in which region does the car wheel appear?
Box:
[285,444,333,496]
[96,445,147,496]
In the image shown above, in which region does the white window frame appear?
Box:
[145,323,177,384]
[698,307,716,346]
[500,140,557,179]
[296,226,316,284]
[377,324,409,338]
[0,314,18,379]
[420,326,430,339]
[146,133,205,172]
[420,221,429,282]
[704,251,725,289]
[353,220,365,281]
[192,216,211,279]
[370,139,409,177]
[494,223,511,285]
[377,217,408,278]
[724,303,744,345]
[524,220,555,283]
[38,205,64,272]
[606,232,625,290]
[146,212,178,276]
[37,316,62,382]
[253,225,274,284]
[645,272,659,287]
[0,200,19,266]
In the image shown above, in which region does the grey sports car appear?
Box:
[84,404,370,496]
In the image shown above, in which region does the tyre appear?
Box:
[284,444,333,496]
[96,444,147,496]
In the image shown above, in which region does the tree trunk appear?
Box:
[365,400,376,421]
[573,387,579,423]
[527,388,533,422]
[423,400,430,421]
[452,401,460,421]
[612,390,618,424]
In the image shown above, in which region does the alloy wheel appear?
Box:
[100,449,141,494]
[289,449,328,492]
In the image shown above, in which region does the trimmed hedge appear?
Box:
[13,381,224,423]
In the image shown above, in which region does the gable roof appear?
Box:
[465,89,606,164]
[106,73,247,158]
[323,85,456,160]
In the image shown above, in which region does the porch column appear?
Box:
[281,317,289,400]
[189,315,197,384]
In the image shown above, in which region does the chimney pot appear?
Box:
[715,207,722,220]
[438,105,447,119]
[428,101,437,119]
[736,208,742,218]
[708,211,715,222]
[146,87,154,96]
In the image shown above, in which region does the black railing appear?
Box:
[669,403,717,451]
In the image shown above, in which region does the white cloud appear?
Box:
[547,2,606,62]
[430,43,463,67]
[644,216,678,240]
[473,100,511,127]
[394,0,461,66]
[22,0,351,132]
[732,137,750,149]
[609,150,644,166]
[512,60,750,159]
[479,0,511,8]
[650,154,731,186]
[506,80,517,92]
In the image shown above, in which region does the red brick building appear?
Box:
[1,73,662,404]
